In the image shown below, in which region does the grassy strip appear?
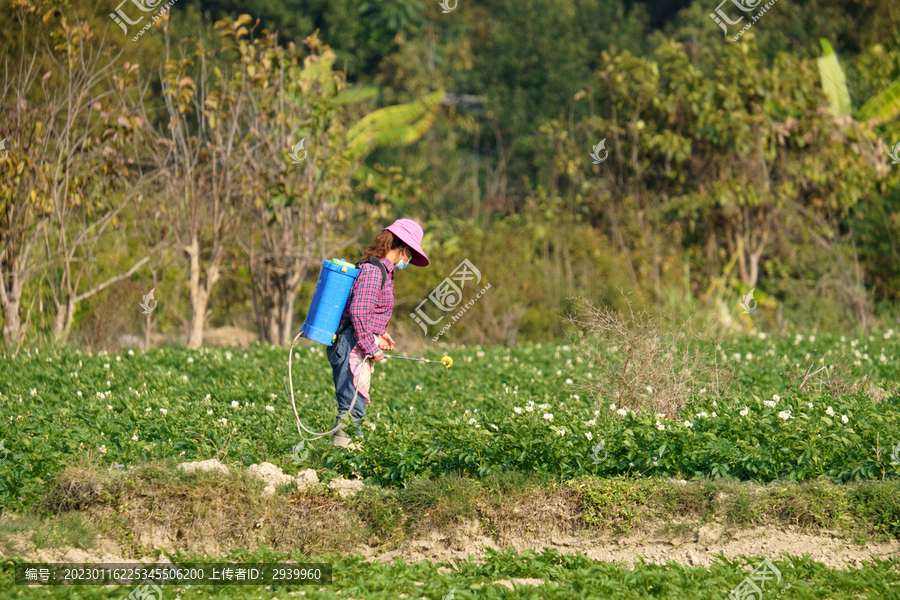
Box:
[572,476,900,539]
[2,464,900,560]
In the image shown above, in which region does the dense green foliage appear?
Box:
[1,334,897,509]
[1,0,900,351]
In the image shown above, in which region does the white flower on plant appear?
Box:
[231,401,239,408]
[225,351,232,360]
[772,395,780,401]
[841,414,849,424]
[99,445,107,453]
[525,405,534,412]
[684,420,693,428]
[538,404,549,410]
[187,357,194,364]
[128,349,135,356]
[104,364,110,369]
[265,406,274,412]
[696,411,708,418]
[116,356,121,362]
[30,388,36,397]
[270,394,277,399]
[369,423,376,431]
[646,386,653,394]
[182,375,188,382]
[585,432,593,441]
[657,423,665,431]
[77,391,82,397]
[490,424,498,430]
[594,410,601,417]
[145,407,151,412]
[159,408,167,415]
[132,435,138,441]
[469,418,477,425]
[556,370,562,376]
[764,400,776,408]
[778,410,792,420]
[514,407,522,414]
[415,385,423,391]
[218,418,228,425]
[617,408,627,417]
[555,429,566,436]
[207,410,213,415]
[107,405,113,410]
[573,394,580,400]
[609,403,616,410]
[711,412,718,418]
[808,403,814,408]
[826,406,835,416]
[565,378,573,385]
[543,413,554,421]
[712,401,717,407]
[587,419,596,426]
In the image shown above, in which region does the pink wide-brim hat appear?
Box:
[384,218,429,267]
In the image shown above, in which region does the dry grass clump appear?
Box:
[566,294,734,418]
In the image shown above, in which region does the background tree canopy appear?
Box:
[0,0,898,350]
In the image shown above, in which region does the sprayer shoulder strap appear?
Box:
[357,257,388,291]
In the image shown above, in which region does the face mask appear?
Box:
[395,250,410,270]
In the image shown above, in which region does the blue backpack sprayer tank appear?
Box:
[283,257,453,455]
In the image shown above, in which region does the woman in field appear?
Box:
[327,219,429,448]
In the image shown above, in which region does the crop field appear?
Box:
[2,331,899,506]
[1,331,899,599]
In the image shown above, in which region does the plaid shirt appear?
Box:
[340,257,395,356]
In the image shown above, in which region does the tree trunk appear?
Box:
[0,293,22,347]
[185,233,220,350]
[51,296,76,343]
[281,285,299,346]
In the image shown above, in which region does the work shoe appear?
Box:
[332,432,351,447]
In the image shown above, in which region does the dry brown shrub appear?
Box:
[565,294,734,418]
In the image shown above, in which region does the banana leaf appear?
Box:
[817,38,852,117]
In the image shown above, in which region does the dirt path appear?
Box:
[11,524,899,571]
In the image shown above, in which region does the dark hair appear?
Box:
[361,230,409,263]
